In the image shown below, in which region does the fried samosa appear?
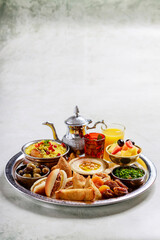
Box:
[51,156,72,178]
[84,176,102,200]
[72,172,86,189]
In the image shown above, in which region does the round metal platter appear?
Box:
[5,152,156,208]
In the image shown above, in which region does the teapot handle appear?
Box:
[86,120,107,130]
[42,122,59,141]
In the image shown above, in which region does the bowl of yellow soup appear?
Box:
[21,139,70,168]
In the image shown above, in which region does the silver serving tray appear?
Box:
[5,152,156,208]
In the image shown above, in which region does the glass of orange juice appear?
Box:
[101,123,125,160]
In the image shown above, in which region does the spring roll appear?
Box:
[55,188,95,201]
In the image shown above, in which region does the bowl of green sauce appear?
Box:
[111,166,146,189]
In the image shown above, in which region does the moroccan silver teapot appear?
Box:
[43,106,106,155]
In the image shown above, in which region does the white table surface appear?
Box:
[0,1,159,239]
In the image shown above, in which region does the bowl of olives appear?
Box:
[15,162,50,189]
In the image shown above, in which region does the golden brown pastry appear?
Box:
[72,172,86,189]
[55,188,95,201]
[51,156,72,178]
[68,152,76,161]
[30,177,47,195]
[84,176,102,200]
[93,172,111,181]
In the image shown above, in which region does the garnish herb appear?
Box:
[114,167,144,179]
[43,140,50,146]
[97,134,102,140]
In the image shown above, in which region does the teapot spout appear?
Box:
[42,122,59,140]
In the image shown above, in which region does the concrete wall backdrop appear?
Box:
[0,1,160,240]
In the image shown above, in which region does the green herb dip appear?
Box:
[114,167,145,179]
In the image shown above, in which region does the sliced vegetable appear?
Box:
[61,143,66,148]
[35,141,43,148]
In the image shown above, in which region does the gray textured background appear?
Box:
[0,1,160,240]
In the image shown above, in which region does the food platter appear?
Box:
[5,152,156,208]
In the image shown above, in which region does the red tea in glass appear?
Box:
[84,133,105,159]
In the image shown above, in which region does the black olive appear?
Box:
[117,139,124,147]
[126,139,135,145]
[39,165,45,169]
[26,166,33,173]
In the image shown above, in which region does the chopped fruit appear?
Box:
[111,145,122,155]
[108,143,117,153]
[130,147,138,156]
[137,147,141,154]
[92,176,104,188]
[99,185,110,194]
[121,150,132,157]
[126,139,135,145]
[122,144,128,151]
[126,140,134,148]
[108,139,141,157]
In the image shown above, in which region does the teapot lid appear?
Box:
[65,106,91,126]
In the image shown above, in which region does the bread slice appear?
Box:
[45,169,67,197]
[30,177,47,195]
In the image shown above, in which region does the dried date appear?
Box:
[113,187,128,196]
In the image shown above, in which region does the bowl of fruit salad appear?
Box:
[106,139,142,166]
